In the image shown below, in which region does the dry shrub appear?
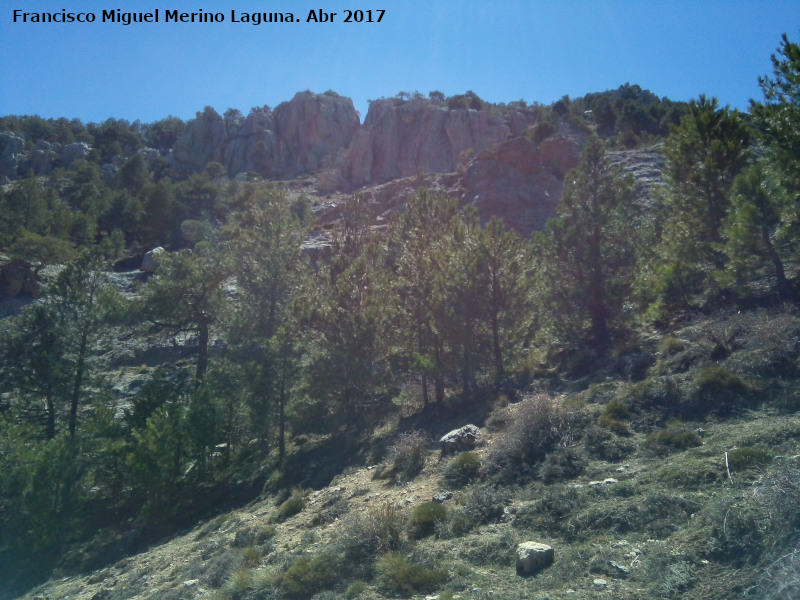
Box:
[381,430,428,481]
[485,394,586,481]
[334,502,408,568]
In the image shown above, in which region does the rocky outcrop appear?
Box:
[222,108,279,177]
[462,135,581,235]
[0,131,26,180]
[343,97,512,189]
[171,91,359,179]
[274,91,360,177]
[0,255,40,299]
[60,142,91,167]
[170,107,230,174]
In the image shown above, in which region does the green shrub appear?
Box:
[538,446,587,483]
[728,447,771,472]
[435,506,475,539]
[619,376,682,411]
[660,336,685,355]
[584,425,636,461]
[278,552,339,600]
[531,121,557,143]
[464,484,510,524]
[224,567,253,597]
[410,501,448,538]
[598,397,632,435]
[241,546,261,568]
[345,580,370,599]
[376,552,447,596]
[272,490,307,523]
[443,451,481,487]
[644,428,702,455]
[690,366,758,415]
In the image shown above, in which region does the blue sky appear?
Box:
[1,1,797,124]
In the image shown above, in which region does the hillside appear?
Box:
[2,34,800,600]
[12,306,800,600]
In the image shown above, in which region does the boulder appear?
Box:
[140,247,165,273]
[516,541,554,576]
[439,424,480,456]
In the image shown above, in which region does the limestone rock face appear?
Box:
[343,97,511,189]
[171,107,229,175]
[516,541,554,576]
[60,142,92,168]
[0,131,25,179]
[171,92,359,179]
[223,108,279,177]
[274,91,360,177]
[462,135,580,235]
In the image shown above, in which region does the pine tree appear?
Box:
[141,244,228,384]
[388,189,459,403]
[642,96,750,316]
[722,160,796,301]
[543,135,636,353]
[478,217,533,386]
[227,184,311,462]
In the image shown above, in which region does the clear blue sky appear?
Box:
[1,1,798,124]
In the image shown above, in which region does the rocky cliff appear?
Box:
[342,96,515,189]
[170,91,359,179]
[1,91,666,238]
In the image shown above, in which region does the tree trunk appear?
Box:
[69,331,88,438]
[278,352,287,466]
[762,226,794,301]
[45,390,56,440]
[196,317,209,384]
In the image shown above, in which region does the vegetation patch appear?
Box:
[271,489,308,523]
[277,552,340,600]
[443,451,481,487]
[410,501,448,538]
[644,427,703,455]
[376,552,447,596]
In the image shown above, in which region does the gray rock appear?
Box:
[343,96,512,189]
[0,131,25,178]
[140,247,165,273]
[433,490,453,503]
[171,92,358,180]
[516,541,554,576]
[462,135,580,235]
[610,561,630,577]
[593,578,608,589]
[61,142,92,167]
[439,424,480,456]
